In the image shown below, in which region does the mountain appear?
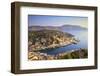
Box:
[28,25,58,31]
[28,24,87,31]
[60,25,87,31]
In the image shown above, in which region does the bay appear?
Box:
[39,29,88,55]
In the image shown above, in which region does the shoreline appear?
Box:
[29,37,79,52]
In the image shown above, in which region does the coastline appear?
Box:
[28,48,88,60]
[29,37,79,52]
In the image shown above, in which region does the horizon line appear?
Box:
[29,24,87,28]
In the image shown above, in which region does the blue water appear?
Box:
[40,29,88,55]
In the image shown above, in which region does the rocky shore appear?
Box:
[29,38,79,52]
[28,30,79,52]
[28,48,88,60]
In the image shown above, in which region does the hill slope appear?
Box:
[28,30,78,51]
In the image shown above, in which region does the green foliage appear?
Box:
[59,49,88,59]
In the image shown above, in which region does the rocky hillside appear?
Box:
[28,29,78,51]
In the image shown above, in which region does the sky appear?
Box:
[28,15,88,28]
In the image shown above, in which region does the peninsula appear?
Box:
[28,29,79,52]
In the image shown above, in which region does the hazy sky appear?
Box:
[28,15,88,28]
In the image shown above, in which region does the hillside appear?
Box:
[28,29,78,51]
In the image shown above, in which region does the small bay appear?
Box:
[40,29,88,55]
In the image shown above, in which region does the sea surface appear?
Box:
[39,29,88,55]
